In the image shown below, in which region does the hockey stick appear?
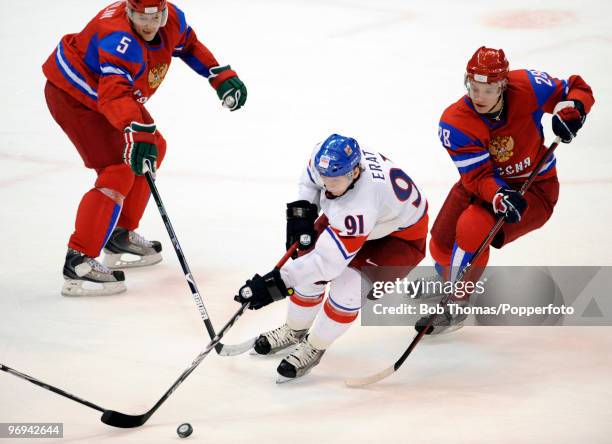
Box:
[346,136,561,387]
[0,303,247,428]
[144,165,251,356]
[1,243,300,428]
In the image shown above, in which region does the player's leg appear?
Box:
[252,281,326,356]
[276,267,360,380]
[103,132,168,269]
[63,164,135,296]
[45,81,132,295]
[276,236,426,380]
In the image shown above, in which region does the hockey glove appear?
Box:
[234,268,292,310]
[123,122,158,175]
[210,65,247,111]
[552,100,586,143]
[286,200,319,256]
[492,188,527,224]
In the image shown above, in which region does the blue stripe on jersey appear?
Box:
[494,175,508,188]
[99,31,144,65]
[561,79,569,100]
[531,108,545,139]
[439,121,484,152]
[56,43,98,100]
[525,69,557,108]
[180,52,210,77]
[450,150,489,162]
[100,63,134,83]
[84,34,101,74]
[325,227,357,261]
[306,166,316,184]
[171,3,188,35]
[455,152,491,174]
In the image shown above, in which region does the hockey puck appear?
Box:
[177,423,193,438]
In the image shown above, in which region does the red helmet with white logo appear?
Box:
[466,46,509,84]
[126,0,167,14]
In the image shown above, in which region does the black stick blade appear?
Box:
[101,410,149,428]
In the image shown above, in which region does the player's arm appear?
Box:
[526,69,595,143]
[96,33,159,175]
[438,120,526,223]
[235,212,374,310]
[438,120,507,203]
[169,4,246,111]
[286,159,323,254]
[96,32,149,130]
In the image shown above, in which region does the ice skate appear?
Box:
[276,337,325,383]
[62,248,126,296]
[103,227,162,269]
[251,323,308,356]
[415,300,469,335]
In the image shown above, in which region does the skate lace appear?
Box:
[86,257,112,274]
[285,341,320,367]
[128,231,153,247]
[267,324,297,348]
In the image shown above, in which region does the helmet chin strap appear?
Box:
[485,93,503,115]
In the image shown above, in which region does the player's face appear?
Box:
[467,80,503,113]
[130,11,163,41]
[321,168,359,197]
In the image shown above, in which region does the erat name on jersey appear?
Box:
[362,150,385,181]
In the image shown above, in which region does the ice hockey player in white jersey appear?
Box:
[234,133,429,381]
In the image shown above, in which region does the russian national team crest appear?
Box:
[489,135,514,162]
[148,63,169,89]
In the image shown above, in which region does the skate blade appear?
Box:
[276,375,296,384]
[61,279,126,297]
[103,252,162,269]
[276,368,312,384]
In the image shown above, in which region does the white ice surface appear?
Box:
[1,0,611,443]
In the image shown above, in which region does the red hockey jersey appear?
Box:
[42,1,234,130]
[438,69,594,202]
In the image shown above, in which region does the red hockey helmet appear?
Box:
[126,0,167,14]
[466,46,509,84]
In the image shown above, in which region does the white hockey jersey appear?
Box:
[280,144,428,288]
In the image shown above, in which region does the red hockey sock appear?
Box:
[117,175,150,231]
[68,189,122,258]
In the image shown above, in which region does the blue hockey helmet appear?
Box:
[314,134,361,178]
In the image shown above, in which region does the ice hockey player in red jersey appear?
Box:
[43,0,247,296]
[234,134,429,381]
[416,46,594,334]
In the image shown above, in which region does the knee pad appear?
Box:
[456,204,496,252]
[95,163,135,198]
